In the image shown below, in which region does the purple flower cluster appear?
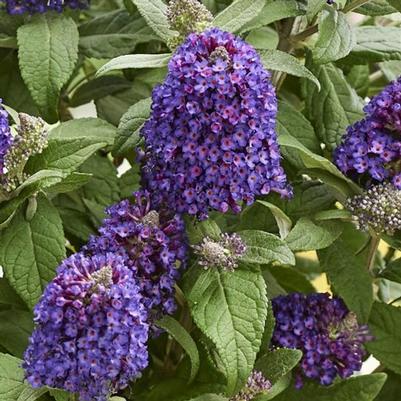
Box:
[23,252,149,401]
[271,293,371,388]
[1,0,89,14]
[0,99,13,176]
[141,28,291,220]
[230,370,271,401]
[86,190,188,322]
[334,76,401,188]
[365,75,401,132]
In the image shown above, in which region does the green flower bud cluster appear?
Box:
[167,0,213,49]
[1,113,48,193]
[346,183,401,235]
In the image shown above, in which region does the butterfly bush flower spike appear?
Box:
[334,76,401,189]
[23,252,149,401]
[272,293,371,388]
[1,0,89,14]
[0,100,13,180]
[86,190,188,322]
[141,28,292,220]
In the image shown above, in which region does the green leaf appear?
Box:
[185,395,227,401]
[240,0,305,33]
[255,349,302,384]
[373,370,401,401]
[380,258,401,284]
[0,353,46,401]
[186,219,222,245]
[49,117,116,145]
[276,100,321,156]
[96,53,171,77]
[0,310,33,358]
[285,217,343,251]
[306,0,327,23]
[0,51,39,116]
[245,27,279,50]
[113,97,152,156]
[70,76,133,107]
[49,118,116,146]
[213,0,266,34]
[305,62,364,151]
[274,373,387,401]
[130,0,176,42]
[157,316,200,383]
[313,10,355,64]
[239,230,295,266]
[380,61,401,82]
[277,131,360,199]
[79,155,120,208]
[257,201,292,240]
[79,10,157,59]
[260,50,320,90]
[26,137,109,176]
[346,27,401,63]
[0,195,65,308]
[355,0,396,16]
[387,0,401,11]
[45,173,92,194]
[367,302,401,374]
[268,266,316,294]
[318,236,373,322]
[186,265,268,395]
[17,14,79,122]
[0,277,25,307]
[49,390,69,401]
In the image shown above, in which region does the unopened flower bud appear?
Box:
[230,370,271,401]
[346,183,401,235]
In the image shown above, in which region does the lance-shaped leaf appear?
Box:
[17,14,79,123]
[186,265,268,395]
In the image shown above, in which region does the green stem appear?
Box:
[367,235,380,276]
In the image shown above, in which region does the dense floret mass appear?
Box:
[1,113,48,192]
[364,76,401,132]
[0,99,13,177]
[23,252,149,401]
[333,117,401,188]
[230,370,271,401]
[346,182,401,235]
[141,28,292,220]
[193,232,246,271]
[334,76,401,189]
[1,0,89,14]
[86,190,188,322]
[271,293,371,388]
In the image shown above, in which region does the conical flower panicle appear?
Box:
[141,28,292,220]
[85,190,188,324]
[271,293,371,388]
[1,0,89,14]
[334,76,401,189]
[23,252,149,401]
